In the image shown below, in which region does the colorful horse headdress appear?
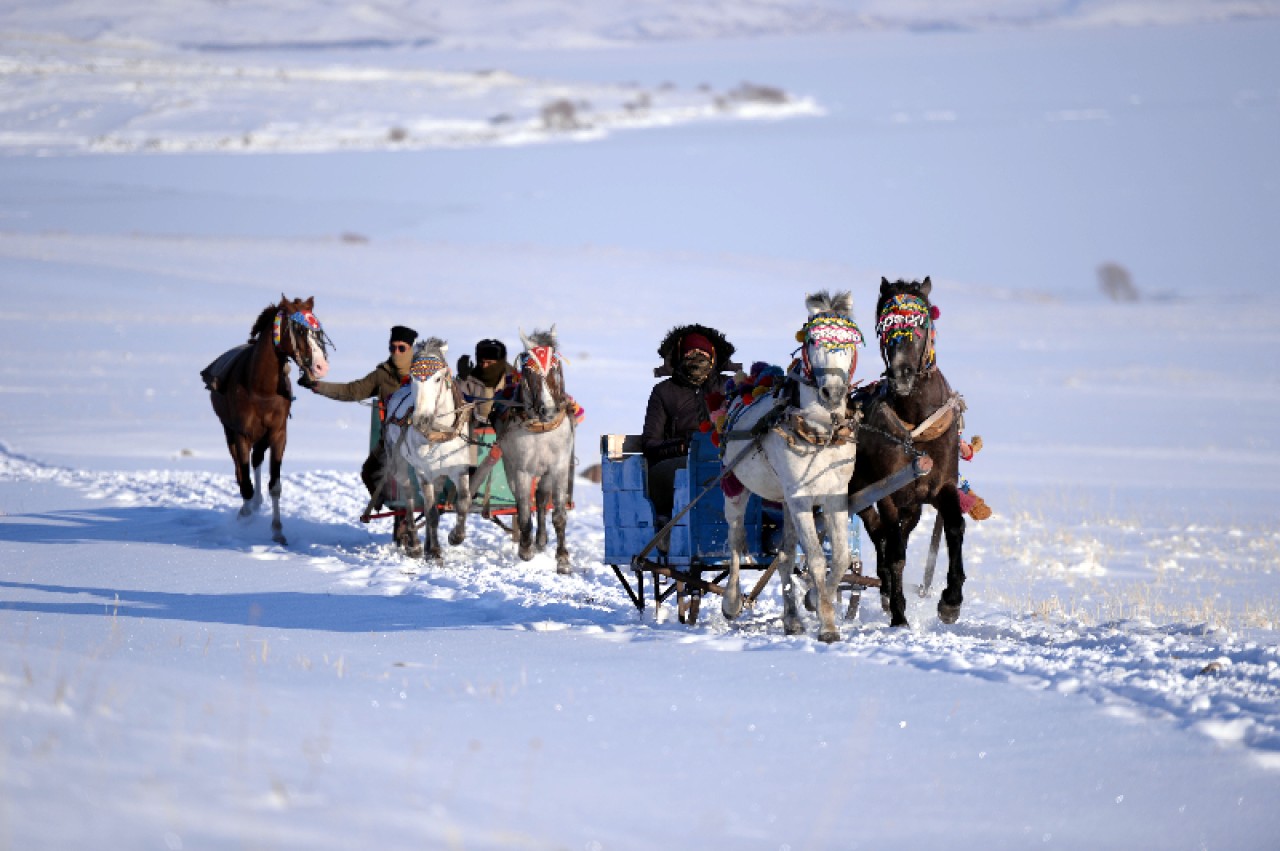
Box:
[876,294,937,371]
[274,309,333,353]
[795,311,864,379]
[410,353,448,382]
[518,345,564,376]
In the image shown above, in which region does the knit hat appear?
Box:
[475,339,507,362]
[389,326,418,346]
[681,332,715,359]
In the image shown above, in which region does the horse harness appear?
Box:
[722,376,860,452]
[385,371,472,443]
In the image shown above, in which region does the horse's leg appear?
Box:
[266,431,287,546]
[776,511,804,636]
[448,466,470,547]
[250,438,269,514]
[422,478,441,561]
[510,468,536,561]
[934,486,968,624]
[858,505,890,614]
[400,464,423,559]
[551,469,570,575]
[534,475,550,552]
[721,492,749,621]
[228,431,256,515]
[789,500,836,642]
[877,498,910,628]
[816,497,852,642]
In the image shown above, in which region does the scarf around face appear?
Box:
[677,352,714,387]
[475,359,510,388]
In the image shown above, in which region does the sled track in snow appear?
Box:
[3,444,1279,765]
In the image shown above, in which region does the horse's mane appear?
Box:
[415,336,448,359]
[247,304,278,343]
[805,289,854,318]
[525,328,558,349]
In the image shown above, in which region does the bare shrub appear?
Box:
[541,99,582,130]
[1097,262,1139,302]
[388,126,408,143]
[579,463,602,484]
[729,82,789,104]
[340,232,369,244]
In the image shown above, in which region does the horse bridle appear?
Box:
[274,309,334,373]
[515,346,566,422]
[794,311,863,387]
[875,294,935,379]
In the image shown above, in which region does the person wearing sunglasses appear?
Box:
[299,325,418,521]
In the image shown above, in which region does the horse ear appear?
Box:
[833,290,853,317]
[879,277,891,293]
[549,323,558,347]
[302,296,315,311]
[920,276,932,298]
[439,341,449,359]
[519,327,533,351]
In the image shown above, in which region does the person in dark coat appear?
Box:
[455,338,513,426]
[298,325,417,522]
[642,324,736,528]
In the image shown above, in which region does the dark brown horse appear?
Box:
[207,296,331,545]
[850,277,966,627]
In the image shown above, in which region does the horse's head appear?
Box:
[798,290,863,412]
[516,326,566,422]
[274,295,332,382]
[875,277,937,398]
[408,337,453,426]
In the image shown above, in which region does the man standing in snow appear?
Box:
[298,325,417,533]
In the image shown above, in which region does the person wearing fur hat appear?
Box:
[455,338,513,425]
[298,325,418,530]
[642,324,735,535]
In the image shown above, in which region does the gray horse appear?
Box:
[494,327,576,573]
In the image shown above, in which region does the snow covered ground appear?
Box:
[3,3,1280,849]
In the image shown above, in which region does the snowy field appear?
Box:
[3,2,1280,849]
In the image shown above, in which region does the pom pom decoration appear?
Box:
[930,305,941,320]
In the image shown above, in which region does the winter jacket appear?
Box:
[309,360,408,406]
[641,375,713,463]
[457,360,514,424]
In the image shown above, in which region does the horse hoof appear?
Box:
[937,601,961,624]
[404,545,424,559]
[556,562,572,576]
[722,599,743,621]
[272,532,288,546]
[427,548,443,562]
[784,621,806,636]
[818,630,841,644]
[890,617,911,628]
[879,594,892,614]
[517,545,534,562]
[448,528,465,547]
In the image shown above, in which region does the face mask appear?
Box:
[680,352,713,385]
[391,347,413,373]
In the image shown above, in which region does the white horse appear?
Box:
[381,337,473,560]
[494,327,576,574]
[720,291,864,642]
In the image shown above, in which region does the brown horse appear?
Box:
[207,296,331,544]
[850,277,966,627]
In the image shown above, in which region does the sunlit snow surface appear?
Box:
[3,2,1280,849]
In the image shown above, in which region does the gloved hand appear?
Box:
[297,373,317,390]
[456,354,473,379]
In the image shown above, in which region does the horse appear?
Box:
[207,295,331,545]
[494,327,575,574]
[850,277,966,627]
[379,337,473,560]
[720,291,864,643]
